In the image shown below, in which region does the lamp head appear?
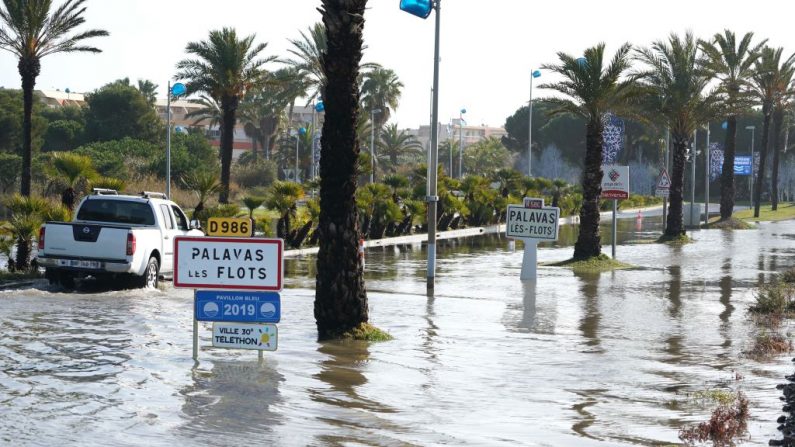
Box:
[399,0,433,19]
[171,83,187,97]
[531,70,541,79]
[460,108,467,114]
[315,101,325,112]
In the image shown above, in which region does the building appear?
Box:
[407,119,507,150]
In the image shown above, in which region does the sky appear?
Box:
[0,0,793,129]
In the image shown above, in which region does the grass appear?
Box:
[0,269,42,283]
[678,391,749,446]
[749,280,795,316]
[731,202,795,222]
[547,254,634,272]
[745,329,792,360]
[340,323,393,342]
[656,233,692,244]
[702,217,755,230]
[688,389,738,406]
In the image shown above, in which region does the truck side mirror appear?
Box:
[190,219,201,230]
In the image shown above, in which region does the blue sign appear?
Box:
[734,156,752,176]
[195,290,280,323]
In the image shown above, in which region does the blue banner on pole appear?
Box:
[601,113,624,164]
[195,290,280,323]
[710,143,723,181]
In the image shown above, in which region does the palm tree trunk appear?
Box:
[14,237,31,271]
[771,108,783,211]
[315,0,369,340]
[666,135,688,236]
[573,118,603,260]
[720,115,737,220]
[18,57,40,197]
[219,95,238,203]
[754,108,772,218]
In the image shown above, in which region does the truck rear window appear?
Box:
[76,199,155,225]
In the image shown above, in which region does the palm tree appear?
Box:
[183,170,220,220]
[377,123,422,173]
[361,67,403,130]
[186,94,223,128]
[0,0,108,197]
[46,152,97,210]
[315,0,370,340]
[540,42,641,259]
[285,23,326,103]
[239,70,293,161]
[636,32,716,236]
[750,47,795,217]
[265,181,304,239]
[241,195,265,219]
[176,28,274,203]
[699,30,765,220]
[766,52,795,212]
[136,79,158,106]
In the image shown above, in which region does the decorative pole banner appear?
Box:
[601,113,625,164]
[709,142,723,181]
[753,152,760,180]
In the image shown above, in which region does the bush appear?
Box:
[750,281,795,315]
[232,160,278,188]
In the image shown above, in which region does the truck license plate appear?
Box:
[58,259,101,269]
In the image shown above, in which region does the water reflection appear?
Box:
[576,271,603,352]
[179,360,284,440]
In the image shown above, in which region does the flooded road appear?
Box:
[2,218,794,446]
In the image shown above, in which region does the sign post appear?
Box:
[506,197,560,281]
[174,236,284,362]
[601,165,630,259]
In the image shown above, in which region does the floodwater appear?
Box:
[2,217,794,446]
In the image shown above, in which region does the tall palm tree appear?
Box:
[0,0,108,197]
[540,42,641,259]
[636,32,716,236]
[176,28,274,203]
[315,0,369,340]
[136,79,158,106]
[239,70,293,161]
[753,47,795,217]
[285,23,326,104]
[699,30,765,220]
[377,123,422,173]
[769,56,795,211]
[750,47,795,217]
[361,67,403,130]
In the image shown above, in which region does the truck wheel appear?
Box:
[137,256,159,289]
[58,272,75,290]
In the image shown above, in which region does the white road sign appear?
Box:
[601,164,630,200]
[174,237,283,291]
[212,322,278,351]
[506,204,560,241]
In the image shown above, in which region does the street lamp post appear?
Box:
[400,0,440,291]
[527,69,541,177]
[312,101,324,181]
[292,127,306,183]
[166,82,186,199]
[690,130,696,228]
[458,108,466,178]
[746,125,755,210]
[704,124,710,226]
[370,108,381,183]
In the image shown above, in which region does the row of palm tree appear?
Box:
[542,30,795,260]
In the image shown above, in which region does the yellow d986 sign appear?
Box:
[207,217,253,237]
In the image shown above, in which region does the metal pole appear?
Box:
[370,109,376,183]
[690,130,696,228]
[662,129,669,232]
[448,124,453,176]
[295,132,300,183]
[192,291,198,361]
[750,127,755,210]
[528,73,534,177]
[612,199,617,259]
[704,125,710,225]
[458,113,464,178]
[427,0,442,290]
[311,102,316,181]
[166,81,171,199]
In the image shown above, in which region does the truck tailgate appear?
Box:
[43,222,130,260]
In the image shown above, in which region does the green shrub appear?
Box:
[750,281,795,315]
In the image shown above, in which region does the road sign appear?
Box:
[734,156,752,175]
[212,323,278,351]
[600,164,630,200]
[655,188,670,198]
[523,197,544,209]
[657,169,671,189]
[174,237,283,291]
[195,290,280,323]
[207,217,254,237]
[506,204,560,241]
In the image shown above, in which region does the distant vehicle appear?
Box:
[36,189,203,289]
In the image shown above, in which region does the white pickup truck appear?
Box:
[36,190,204,289]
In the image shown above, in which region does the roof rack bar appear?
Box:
[92,188,118,195]
[140,191,168,199]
